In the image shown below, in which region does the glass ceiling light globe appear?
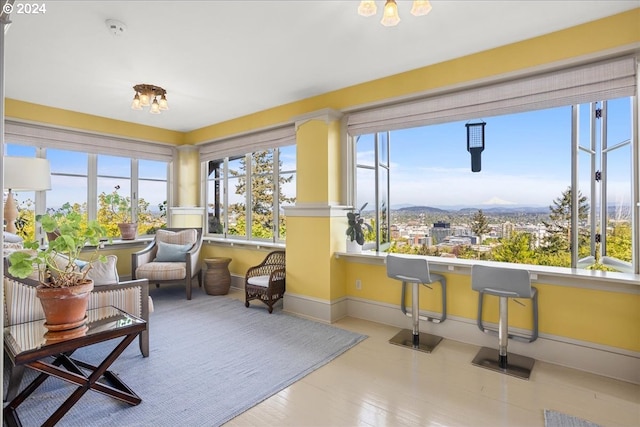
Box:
[149,98,161,114]
[131,94,142,110]
[358,0,377,17]
[139,92,150,107]
[381,0,400,27]
[411,0,432,16]
[158,94,169,110]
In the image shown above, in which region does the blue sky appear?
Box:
[5,145,168,210]
[357,97,632,209]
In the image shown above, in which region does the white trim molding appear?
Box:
[293,108,343,131]
[284,203,351,218]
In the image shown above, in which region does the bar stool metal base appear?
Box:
[471,347,535,380]
[389,329,443,353]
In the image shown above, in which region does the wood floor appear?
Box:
[224,290,639,427]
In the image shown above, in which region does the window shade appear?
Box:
[199,125,295,162]
[347,56,637,136]
[5,120,175,161]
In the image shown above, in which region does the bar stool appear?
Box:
[385,254,447,353]
[471,264,538,380]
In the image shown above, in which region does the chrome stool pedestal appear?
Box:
[471,265,538,380]
[386,255,446,353]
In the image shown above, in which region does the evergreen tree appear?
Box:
[229,150,295,239]
[540,187,589,257]
[471,209,490,243]
[606,222,632,262]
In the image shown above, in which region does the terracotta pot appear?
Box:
[118,222,138,240]
[36,280,94,331]
[46,229,61,242]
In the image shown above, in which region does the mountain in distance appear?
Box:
[391,204,549,214]
[396,205,449,213]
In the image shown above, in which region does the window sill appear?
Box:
[204,237,285,251]
[335,251,640,293]
[82,237,153,251]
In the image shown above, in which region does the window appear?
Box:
[5,142,170,242]
[353,98,633,272]
[138,159,169,234]
[48,149,88,222]
[206,144,296,243]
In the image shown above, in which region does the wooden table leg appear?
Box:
[4,332,141,427]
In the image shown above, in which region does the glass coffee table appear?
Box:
[3,306,147,427]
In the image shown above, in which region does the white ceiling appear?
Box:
[3,1,638,133]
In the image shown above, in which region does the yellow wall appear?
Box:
[6,99,184,145]
[201,245,272,279]
[343,262,640,352]
[175,148,200,207]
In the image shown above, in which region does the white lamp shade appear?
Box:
[4,157,52,191]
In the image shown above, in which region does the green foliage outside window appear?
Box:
[227,150,295,240]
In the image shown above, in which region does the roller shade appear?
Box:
[199,125,295,162]
[347,56,637,136]
[5,120,175,161]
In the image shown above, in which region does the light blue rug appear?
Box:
[3,286,367,426]
[544,409,604,427]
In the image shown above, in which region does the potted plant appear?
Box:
[7,209,109,333]
[346,203,373,253]
[103,185,137,240]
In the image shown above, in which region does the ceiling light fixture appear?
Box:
[131,84,168,114]
[358,0,432,27]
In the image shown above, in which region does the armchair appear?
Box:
[244,250,286,313]
[131,228,203,300]
[3,258,151,401]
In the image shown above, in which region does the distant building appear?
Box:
[431,225,452,244]
[433,221,450,228]
[502,221,514,240]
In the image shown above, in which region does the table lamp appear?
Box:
[3,156,51,234]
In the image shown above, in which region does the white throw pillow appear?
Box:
[3,231,23,244]
[82,255,119,286]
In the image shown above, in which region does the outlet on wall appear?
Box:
[355,279,362,290]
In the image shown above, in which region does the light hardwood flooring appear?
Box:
[224,290,639,427]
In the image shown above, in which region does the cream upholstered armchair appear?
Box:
[2,257,151,401]
[131,228,203,300]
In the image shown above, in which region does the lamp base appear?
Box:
[3,190,19,234]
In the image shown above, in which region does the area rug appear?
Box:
[544,409,604,427]
[3,286,367,426]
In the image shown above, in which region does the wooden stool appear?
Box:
[204,258,232,295]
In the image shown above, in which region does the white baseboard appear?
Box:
[282,292,640,385]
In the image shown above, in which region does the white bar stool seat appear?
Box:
[385,254,447,353]
[471,264,538,380]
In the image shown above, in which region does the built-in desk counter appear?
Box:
[335,251,640,384]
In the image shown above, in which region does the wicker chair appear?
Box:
[132,228,203,300]
[244,250,286,313]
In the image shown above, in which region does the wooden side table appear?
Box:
[3,306,146,427]
[204,257,232,295]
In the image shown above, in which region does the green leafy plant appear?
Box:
[102,185,133,224]
[346,203,373,246]
[8,209,109,288]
